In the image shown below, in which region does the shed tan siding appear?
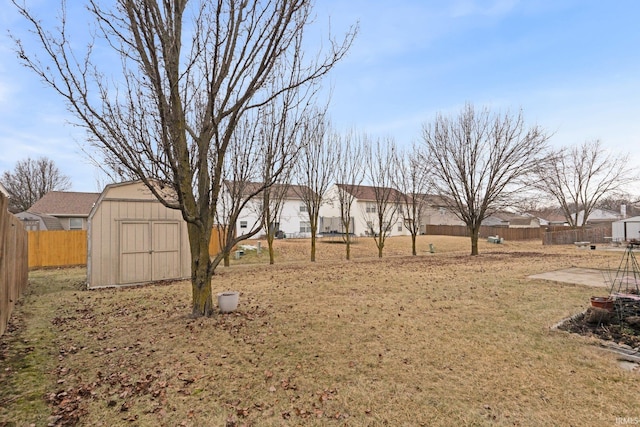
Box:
[88,182,190,288]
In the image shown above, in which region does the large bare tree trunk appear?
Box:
[187,223,214,316]
[267,233,276,265]
[344,224,352,261]
[310,229,317,262]
[470,226,480,256]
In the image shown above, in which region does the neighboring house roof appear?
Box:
[520,212,549,226]
[414,194,456,207]
[525,208,567,225]
[481,211,521,227]
[508,216,540,227]
[29,191,100,217]
[336,184,405,202]
[492,211,518,221]
[576,208,620,224]
[15,211,64,230]
[482,216,506,226]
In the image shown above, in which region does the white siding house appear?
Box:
[229,183,313,239]
[319,184,409,237]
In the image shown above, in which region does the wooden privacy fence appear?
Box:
[542,224,612,245]
[28,230,87,268]
[1,194,29,336]
[423,224,543,241]
[210,225,227,256]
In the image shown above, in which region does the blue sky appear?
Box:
[1,0,639,194]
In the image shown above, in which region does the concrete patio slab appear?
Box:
[528,267,613,288]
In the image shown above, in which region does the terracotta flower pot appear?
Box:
[590,296,614,311]
[217,291,239,313]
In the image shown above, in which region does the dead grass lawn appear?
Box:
[1,236,638,426]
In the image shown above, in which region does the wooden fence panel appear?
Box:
[28,230,87,268]
[209,226,226,256]
[424,225,469,237]
[1,194,29,336]
[423,224,542,241]
[542,224,612,245]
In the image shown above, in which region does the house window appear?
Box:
[366,203,376,213]
[240,221,247,229]
[69,218,83,230]
[300,204,308,213]
[398,222,402,232]
[300,221,311,233]
[439,207,446,216]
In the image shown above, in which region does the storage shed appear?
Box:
[612,216,640,243]
[87,181,191,288]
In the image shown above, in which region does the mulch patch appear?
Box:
[558,307,640,349]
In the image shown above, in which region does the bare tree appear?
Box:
[533,140,637,228]
[597,193,639,218]
[213,113,266,268]
[256,182,289,264]
[294,109,335,262]
[421,104,549,255]
[216,75,308,266]
[393,143,430,256]
[255,92,306,264]
[12,0,356,316]
[362,137,402,258]
[333,130,365,260]
[216,66,312,267]
[2,157,71,212]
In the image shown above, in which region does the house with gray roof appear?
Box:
[17,191,100,231]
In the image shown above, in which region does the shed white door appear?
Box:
[119,221,181,284]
